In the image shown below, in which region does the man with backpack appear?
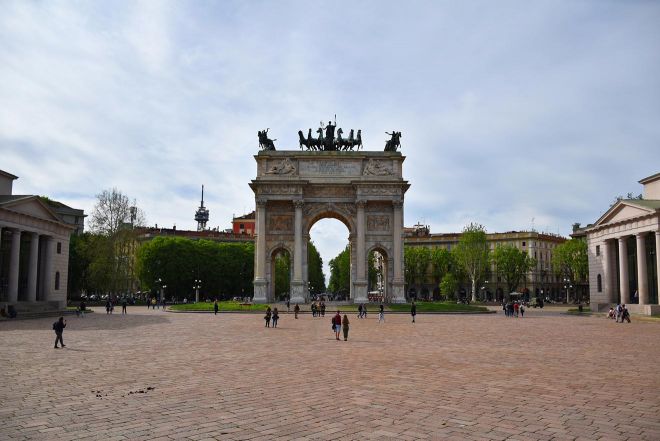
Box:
[53,317,66,349]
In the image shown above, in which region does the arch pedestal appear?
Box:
[251,151,410,304]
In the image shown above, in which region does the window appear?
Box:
[597,274,602,292]
[57,242,62,254]
[239,223,245,229]
[522,241,526,247]
[55,272,60,290]
[596,245,600,256]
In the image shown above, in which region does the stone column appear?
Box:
[603,240,614,303]
[656,232,660,305]
[636,233,649,305]
[353,200,368,303]
[290,200,305,303]
[26,232,40,302]
[253,198,268,303]
[618,237,629,304]
[391,200,406,303]
[8,229,21,303]
[43,236,55,301]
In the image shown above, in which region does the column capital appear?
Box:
[392,200,403,209]
[293,200,304,209]
[636,232,648,239]
[356,199,367,208]
[256,197,268,207]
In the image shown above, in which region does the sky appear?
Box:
[2,1,660,282]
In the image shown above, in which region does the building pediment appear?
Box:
[594,200,656,227]
[1,196,62,223]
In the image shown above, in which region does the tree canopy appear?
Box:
[491,244,536,295]
[453,223,490,302]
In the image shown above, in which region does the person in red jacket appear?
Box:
[333,311,341,340]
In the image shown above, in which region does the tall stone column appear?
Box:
[656,232,660,305]
[26,233,40,302]
[8,229,21,303]
[353,200,368,303]
[253,198,268,303]
[391,201,406,303]
[290,200,306,303]
[636,233,649,305]
[618,237,629,304]
[603,240,614,303]
[43,236,55,301]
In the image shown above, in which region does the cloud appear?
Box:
[1,1,659,280]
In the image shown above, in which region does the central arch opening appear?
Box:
[308,217,350,301]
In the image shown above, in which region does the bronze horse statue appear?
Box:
[384,131,401,152]
[258,128,276,150]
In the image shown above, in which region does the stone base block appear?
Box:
[352,280,367,304]
[290,281,307,304]
[626,304,660,316]
[253,279,268,304]
[390,282,406,303]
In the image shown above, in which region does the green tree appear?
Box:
[491,245,536,295]
[453,223,490,302]
[273,251,290,300]
[431,248,453,284]
[307,241,326,295]
[404,246,419,292]
[439,272,458,300]
[328,245,350,295]
[551,238,588,302]
[136,237,254,300]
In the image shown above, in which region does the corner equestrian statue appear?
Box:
[384,131,401,152]
[258,128,276,151]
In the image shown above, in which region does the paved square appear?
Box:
[1,308,659,440]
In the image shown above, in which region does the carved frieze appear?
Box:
[367,215,391,232]
[305,186,355,198]
[359,186,402,196]
[303,202,357,218]
[257,185,302,195]
[363,159,393,176]
[268,214,293,232]
[265,158,297,175]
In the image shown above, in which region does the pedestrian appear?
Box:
[378,304,385,323]
[272,308,279,328]
[53,316,66,349]
[342,314,350,341]
[213,299,219,315]
[357,303,363,318]
[286,299,290,313]
[519,303,525,318]
[79,300,86,318]
[265,307,271,327]
[333,311,341,340]
[620,305,631,323]
[513,301,520,318]
[294,303,300,319]
[411,301,417,323]
[615,303,622,322]
[105,299,112,315]
[311,303,316,317]
[363,304,368,319]
[321,302,326,317]
[121,298,128,315]
[502,302,507,317]
[607,306,616,320]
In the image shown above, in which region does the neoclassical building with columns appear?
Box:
[0,170,75,311]
[585,172,660,315]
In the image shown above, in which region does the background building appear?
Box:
[404,224,567,301]
[584,172,660,315]
[232,211,255,236]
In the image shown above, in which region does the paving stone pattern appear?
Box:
[1,308,659,440]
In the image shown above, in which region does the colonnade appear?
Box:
[0,226,56,303]
[603,231,660,305]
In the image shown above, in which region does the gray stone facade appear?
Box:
[250,151,409,304]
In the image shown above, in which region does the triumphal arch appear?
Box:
[250,133,410,304]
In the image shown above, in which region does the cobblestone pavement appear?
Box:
[1,307,659,441]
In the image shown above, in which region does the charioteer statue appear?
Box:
[258,128,276,151]
[298,116,363,151]
[384,131,402,152]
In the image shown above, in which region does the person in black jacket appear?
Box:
[411,301,417,323]
[53,317,66,349]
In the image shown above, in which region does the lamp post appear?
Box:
[156,278,163,303]
[194,279,202,304]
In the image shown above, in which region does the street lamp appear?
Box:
[193,279,202,304]
[156,278,163,303]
